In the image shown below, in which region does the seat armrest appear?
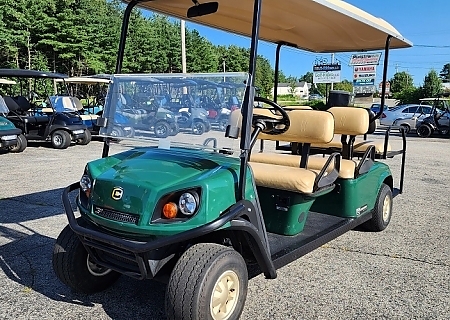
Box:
[315,152,341,189]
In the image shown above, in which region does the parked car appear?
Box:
[370,103,389,114]
[380,104,432,126]
[308,94,323,101]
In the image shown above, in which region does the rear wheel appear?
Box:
[165,243,248,320]
[218,119,228,132]
[169,122,179,136]
[111,126,124,137]
[417,124,432,138]
[124,127,135,138]
[76,129,91,145]
[398,124,410,134]
[51,130,71,149]
[52,223,121,293]
[9,134,27,153]
[361,183,392,232]
[438,126,449,135]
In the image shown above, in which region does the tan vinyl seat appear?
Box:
[230,108,338,194]
[250,153,357,179]
[310,106,390,154]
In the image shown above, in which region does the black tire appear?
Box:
[51,130,71,149]
[398,124,410,134]
[204,121,212,132]
[218,119,228,132]
[154,121,169,138]
[124,127,135,138]
[111,126,124,137]
[166,243,248,320]
[438,126,449,135]
[169,122,179,136]
[52,222,121,294]
[417,124,432,138]
[361,183,392,232]
[9,134,27,153]
[76,129,91,145]
[192,122,206,135]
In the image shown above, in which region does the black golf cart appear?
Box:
[112,75,179,138]
[416,97,450,138]
[155,77,211,135]
[52,1,411,319]
[0,69,90,149]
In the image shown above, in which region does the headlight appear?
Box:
[80,174,92,196]
[166,113,173,118]
[179,192,197,216]
[157,189,200,221]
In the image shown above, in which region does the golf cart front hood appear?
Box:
[85,147,245,234]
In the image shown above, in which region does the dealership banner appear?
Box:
[349,53,382,66]
[313,63,341,83]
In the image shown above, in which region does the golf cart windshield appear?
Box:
[100,72,248,153]
[0,96,9,115]
[49,96,78,112]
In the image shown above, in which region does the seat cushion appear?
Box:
[311,136,391,154]
[249,162,317,194]
[250,152,357,179]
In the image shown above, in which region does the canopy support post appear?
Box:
[102,0,140,158]
[238,0,262,200]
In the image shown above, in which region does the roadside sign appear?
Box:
[313,63,341,83]
[379,81,391,94]
[349,53,382,66]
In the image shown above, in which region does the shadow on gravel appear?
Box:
[0,188,69,223]
[0,223,167,319]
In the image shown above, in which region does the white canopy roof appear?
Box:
[55,77,111,84]
[123,0,411,52]
[0,78,17,85]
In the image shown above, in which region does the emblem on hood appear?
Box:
[111,187,124,200]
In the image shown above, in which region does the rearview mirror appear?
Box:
[187,2,218,18]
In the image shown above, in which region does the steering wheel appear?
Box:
[253,96,290,135]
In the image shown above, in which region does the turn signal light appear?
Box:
[163,202,178,219]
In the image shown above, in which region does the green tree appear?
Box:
[422,70,442,98]
[390,71,414,94]
[333,80,353,92]
[439,63,450,82]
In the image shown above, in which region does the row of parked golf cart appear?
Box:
[0,69,244,153]
[379,97,450,138]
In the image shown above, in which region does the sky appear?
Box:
[142,0,450,87]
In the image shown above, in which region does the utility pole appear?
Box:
[395,63,399,74]
[181,20,187,73]
[330,53,335,90]
[222,58,226,82]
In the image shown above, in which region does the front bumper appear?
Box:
[0,128,21,147]
[62,182,249,280]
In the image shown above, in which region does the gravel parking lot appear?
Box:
[0,131,449,320]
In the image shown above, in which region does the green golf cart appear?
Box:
[52,0,411,319]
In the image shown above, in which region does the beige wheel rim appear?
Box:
[210,270,240,320]
[382,195,391,222]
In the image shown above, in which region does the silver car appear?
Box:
[380,104,432,129]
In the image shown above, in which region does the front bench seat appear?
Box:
[246,109,339,194]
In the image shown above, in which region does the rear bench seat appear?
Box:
[310,107,390,156]
[251,107,374,179]
[247,109,340,194]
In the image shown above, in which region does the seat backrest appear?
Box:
[3,96,20,112]
[327,107,369,136]
[71,96,84,111]
[228,108,335,144]
[15,96,32,113]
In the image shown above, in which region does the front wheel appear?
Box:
[52,223,121,293]
[165,243,248,320]
[154,121,170,138]
[51,130,71,149]
[361,183,392,232]
[417,124,432,138]
[192,122,206,135]
[76,129,91,145]
[9,134,27,153]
